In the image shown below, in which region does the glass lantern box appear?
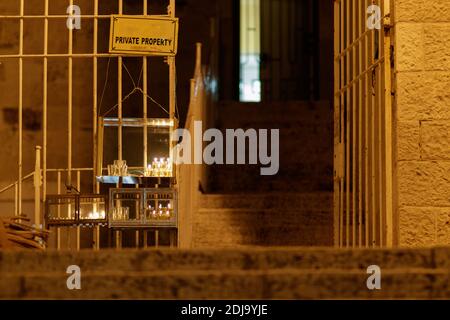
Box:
[109,188,177,228]
[45,194,108,227]
[99,117,175,178]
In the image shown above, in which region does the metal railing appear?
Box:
[333,0,394,248]
[177,43,215,248]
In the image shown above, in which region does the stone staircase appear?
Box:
[193,193,333,247]
[194,101,334,247]
[1,247,449,299]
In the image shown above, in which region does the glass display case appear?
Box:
[45,194,108,227]
[109,188,177,228]
[98,117,175,178]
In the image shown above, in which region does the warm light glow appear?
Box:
[144,157,173,177]
[86,211,106,220]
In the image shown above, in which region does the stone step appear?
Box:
[195,193,333,247]
[1,269,447,299]
[206,100,333,193]
[208,165,332,192]
[0,247,441,274]
[1,248,449,299]
[199,192,333,211]
[193,209,333,247]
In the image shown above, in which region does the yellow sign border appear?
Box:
[109,15,179,56]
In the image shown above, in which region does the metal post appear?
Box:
[14,183,18,217]
[143,0,148,170]
[76,170,81,250]
[345,0,350,248]
[143,231,148,249]
[68,0,73,186]
[333,0,340,247]
[364,0,370,248]
[339,0,345,248]
[118,0,123,162]
[383,0,393,247]
[18,0,24,217]
[168,0,176,146]
[57,171,61,250]
[34,146,42,228]
[93,0,101,250]
[43,0,48,206]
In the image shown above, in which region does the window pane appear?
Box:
[240,0,261,102]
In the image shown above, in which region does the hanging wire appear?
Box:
[98,57,111,115]
[100,59,169,117]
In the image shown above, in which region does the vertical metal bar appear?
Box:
[115,231,120,249]
[357,0,363,247]
[76,170,81,250]
[18,0,24,217]
[345,0,350,248]
[351,0,357,248]
[377,55,383,246]
[57,171,61,250]
[143,0,148,171]
[168,0,176,184]
[114,2,124,252]
[383,0,394,247]
[379,0,385,247]
[333,0,340,247]
[68,0,73,187]
[34,146,42,228]
[339,0,345,248]
[43,0,48,206]
[67,1,74,250]
[143,231,148,249]
[14,183,18,217]
[363,0,370,248]
[93,0,100,250]
[93,0,98,187]
[370,16,376,247]
[118,0,123,161]
[135,183,139,248]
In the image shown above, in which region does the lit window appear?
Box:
[240,0,261,102]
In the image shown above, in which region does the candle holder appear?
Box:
[144,157,173,177]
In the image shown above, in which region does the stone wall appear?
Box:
[394,0,450,246]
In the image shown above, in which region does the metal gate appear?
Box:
[0,0,177,250]
[333,0,394,248]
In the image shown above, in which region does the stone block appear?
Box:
[394,0,425,22]
[395,0,450,22]
[423,24,450,71]
[399,206,436,247]
[397,121,420,160]
[398,161,450,207]
[395,23,425,72]
[420,121,450,160]
[396,71,450,121]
